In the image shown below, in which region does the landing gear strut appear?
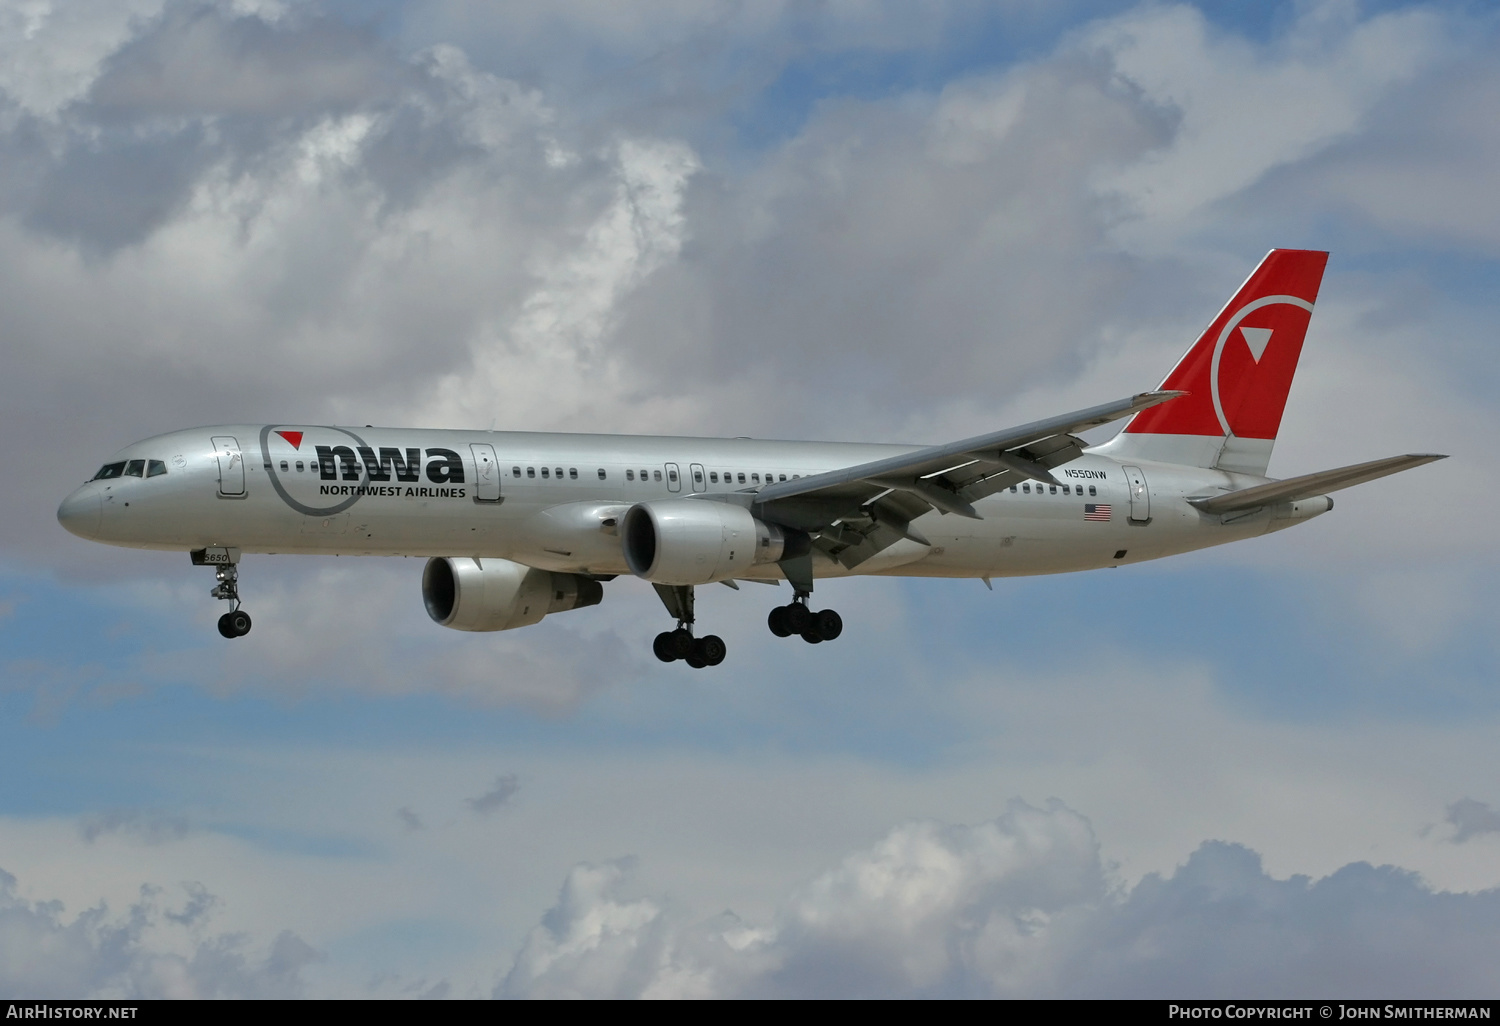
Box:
[193,548,252,639]
[768,594,842,645]
[651,584,726,668]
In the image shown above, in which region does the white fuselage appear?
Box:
[56,424,1327,582]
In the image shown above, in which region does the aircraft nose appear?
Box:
[57,486,102,539]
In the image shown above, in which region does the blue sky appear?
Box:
[2,0,1499,998]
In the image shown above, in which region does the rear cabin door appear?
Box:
[1123,465,1150,523]
[211,435,245,496]
[470,443,501,502]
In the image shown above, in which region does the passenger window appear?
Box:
[1049,485,1057,494]
[569,468,578,479]
[125,459,145,477]
[147,460,168,477]
[709,471,718,484]
[527,467,535,478]
[778,474,786,482]
[1009,485,1017,493]
[295,461,304,473]
[655,470,663,482]
[693,469,704,484]
[1089,485,1097,496]
[751,473,760,483]
[1022,483,1030,493]
[280,460,289,471]
[667,469,677,483]
[597,469,606,480]
[512,466,521,477]
[555,468,563,478]
[738,473,746,484]
[626,470,635,481]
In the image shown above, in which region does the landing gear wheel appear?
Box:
[768,606,792,637]
[653,631,678,663]
[217,612,237,639]
[218,609,252,638]
[814,609,842,641]
[800,628,823,644]
[669,628,695,660]
[785,603,812,634]
[698,635,727,666]
[685,647,708,668]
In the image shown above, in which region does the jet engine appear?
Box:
[422,556,602,632]
[621,499,786,586]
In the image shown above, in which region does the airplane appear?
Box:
[56,249,1444,667]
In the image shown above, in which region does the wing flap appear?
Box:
[1190,453,1447,514]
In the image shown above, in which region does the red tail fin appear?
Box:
[1102,249,1328,475]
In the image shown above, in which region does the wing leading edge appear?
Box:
[751,390,1184,570]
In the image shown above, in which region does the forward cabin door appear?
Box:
[1124,465,1150,523]
[211,436,245,497]
[470,443,501,502]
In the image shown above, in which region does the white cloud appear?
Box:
[498,801,1500,998]
[0,867,319,999]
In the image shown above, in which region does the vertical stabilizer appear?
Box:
[1095,249,1328,476]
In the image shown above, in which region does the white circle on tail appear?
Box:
[1208,295,1314,437]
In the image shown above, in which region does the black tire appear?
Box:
[814,608,843,641]
[228,610,252,637]
[653,631,678,662]
[699,635,727,666]
[217,612,237,639]
[669,628,695,660]
[685,648,708,668]
[800,628,823,644]
[767,606,792,637]
[785,603,812,634]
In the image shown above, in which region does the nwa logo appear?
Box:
[261,426,468,518]
[313,445,466,495]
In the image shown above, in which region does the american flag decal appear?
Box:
[1084,503,1113,522]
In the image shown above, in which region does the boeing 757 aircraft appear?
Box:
[57,250,1443,667]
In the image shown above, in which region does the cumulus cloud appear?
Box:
[0,868,321,999]
[1446,799,1500,845]
[467,774,521,814]
[499,801,1500,998]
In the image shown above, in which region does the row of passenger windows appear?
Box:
[507,466,800,485]
[93,459,168,480]
[1011,482,1097,496]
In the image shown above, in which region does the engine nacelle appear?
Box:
[422,556,603,632]
[621,499,785,585]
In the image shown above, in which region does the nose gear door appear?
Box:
[470,443,501,502]
[211,436,245,497]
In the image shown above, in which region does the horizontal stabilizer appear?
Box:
[1189,453,1447,514]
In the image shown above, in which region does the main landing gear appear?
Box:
[192,548,252,639]
[767,595,842,645]
[651,584,726,669]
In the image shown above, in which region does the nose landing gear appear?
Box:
[193,547,252,639]
[768,596,842,644]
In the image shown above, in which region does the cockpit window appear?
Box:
[93,462,126,480]
[147,460,168,477]
[125,459,145,477]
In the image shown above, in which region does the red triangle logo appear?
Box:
[275,430,304,450]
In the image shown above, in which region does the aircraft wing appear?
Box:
[752,390,1184,568]
[1188,453,1448,514]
